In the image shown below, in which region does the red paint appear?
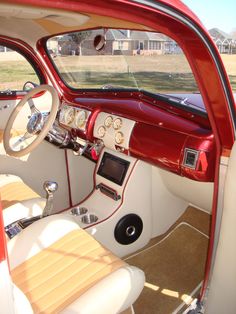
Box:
[29,0,234,148]
[73,95,212,135]
[181,137,216,181]
[130,122,185,173]
[59,95,215,181]
[0,205,7,263]
[0,0,235,306]
[90,147,99,161]
[200,145,221,300]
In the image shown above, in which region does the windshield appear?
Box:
[183,0,236,92]
[47,29,200,95]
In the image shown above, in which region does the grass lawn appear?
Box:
[0,54,235,92]
[0,60,39,90]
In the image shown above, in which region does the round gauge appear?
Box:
[75,110,87,129]
[64,107,75,125]
[104,115,113,128]
[115,131,124,145]
[98,126,106,138]
[113,118,122,130]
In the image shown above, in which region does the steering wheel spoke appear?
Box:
[28,98,40,115]
[11,131,33,150]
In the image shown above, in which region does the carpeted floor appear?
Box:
[125,207,210,314]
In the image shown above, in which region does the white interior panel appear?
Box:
[159,168,214,212]
[205,143,236,314]
[67,151,95,206]
[67,151,152,257]
[151,166,188,237]
[0,140,69,211]
[93,112,135,150]
[87,160,152,257]
[0,91,54,130]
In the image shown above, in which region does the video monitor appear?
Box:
[97,152,130,186]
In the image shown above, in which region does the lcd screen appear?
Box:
[97,152,130,186]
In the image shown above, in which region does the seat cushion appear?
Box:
[9,215,145,314]
[0,174,41,209]
[11,229,126,313]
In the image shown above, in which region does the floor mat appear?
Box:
[126,223,209,314]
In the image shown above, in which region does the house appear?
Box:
[55,29,181,56]
[209,28,236,54]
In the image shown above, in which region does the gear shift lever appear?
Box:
[41,181,58,218]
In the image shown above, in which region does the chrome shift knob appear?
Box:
[43,181,58,195]
[41,180,58,218]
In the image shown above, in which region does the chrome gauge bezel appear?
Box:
[104,115,113,128]
[59,104,91,131]
[98,126,106,138]
[113,117,122,130]
[115,131,124,144]
[64,106,75,125]
[75,110,87,129]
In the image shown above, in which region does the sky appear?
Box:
[182,0,236,34]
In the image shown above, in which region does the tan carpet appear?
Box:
[125,206,210,259]
[126,223,209,314]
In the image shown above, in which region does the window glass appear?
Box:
[182,0,236,92]
[47,29,199,94]
[0,46,40,91]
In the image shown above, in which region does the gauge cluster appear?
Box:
[59,104,91,131]
[94,112,135,150]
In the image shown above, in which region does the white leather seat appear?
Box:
[0,174,45,226]
[8,215,145,314]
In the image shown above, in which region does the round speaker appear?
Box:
[114,214,143,245]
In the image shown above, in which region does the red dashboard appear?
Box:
[59,91,215,182]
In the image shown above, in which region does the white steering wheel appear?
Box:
[3,84,59,157]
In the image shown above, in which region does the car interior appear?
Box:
[0,2,227,314]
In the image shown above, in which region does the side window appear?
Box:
[0,45,40,92]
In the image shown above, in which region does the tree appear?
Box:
[68,31,92,55]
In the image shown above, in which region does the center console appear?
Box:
[69,148,136,227]
[67,147,152,257]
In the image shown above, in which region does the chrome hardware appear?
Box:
[1,89,13,96]
[5,221,22,239]
[47,120,71,147]
[41,181,58,217]
[71,207,88,216]
[183,148,199,169]
[72,138,89,156]
[78,141,89,155]
[81,213,98,224]
[96,183,121,201]
[126,226,136,237]
[180,97,188,105]
[5,215,41,239]
[27,112,44,134]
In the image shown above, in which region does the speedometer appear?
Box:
[64,107,75,125]
[75,110,87,129]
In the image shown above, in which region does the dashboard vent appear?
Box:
[183,148,199,169]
